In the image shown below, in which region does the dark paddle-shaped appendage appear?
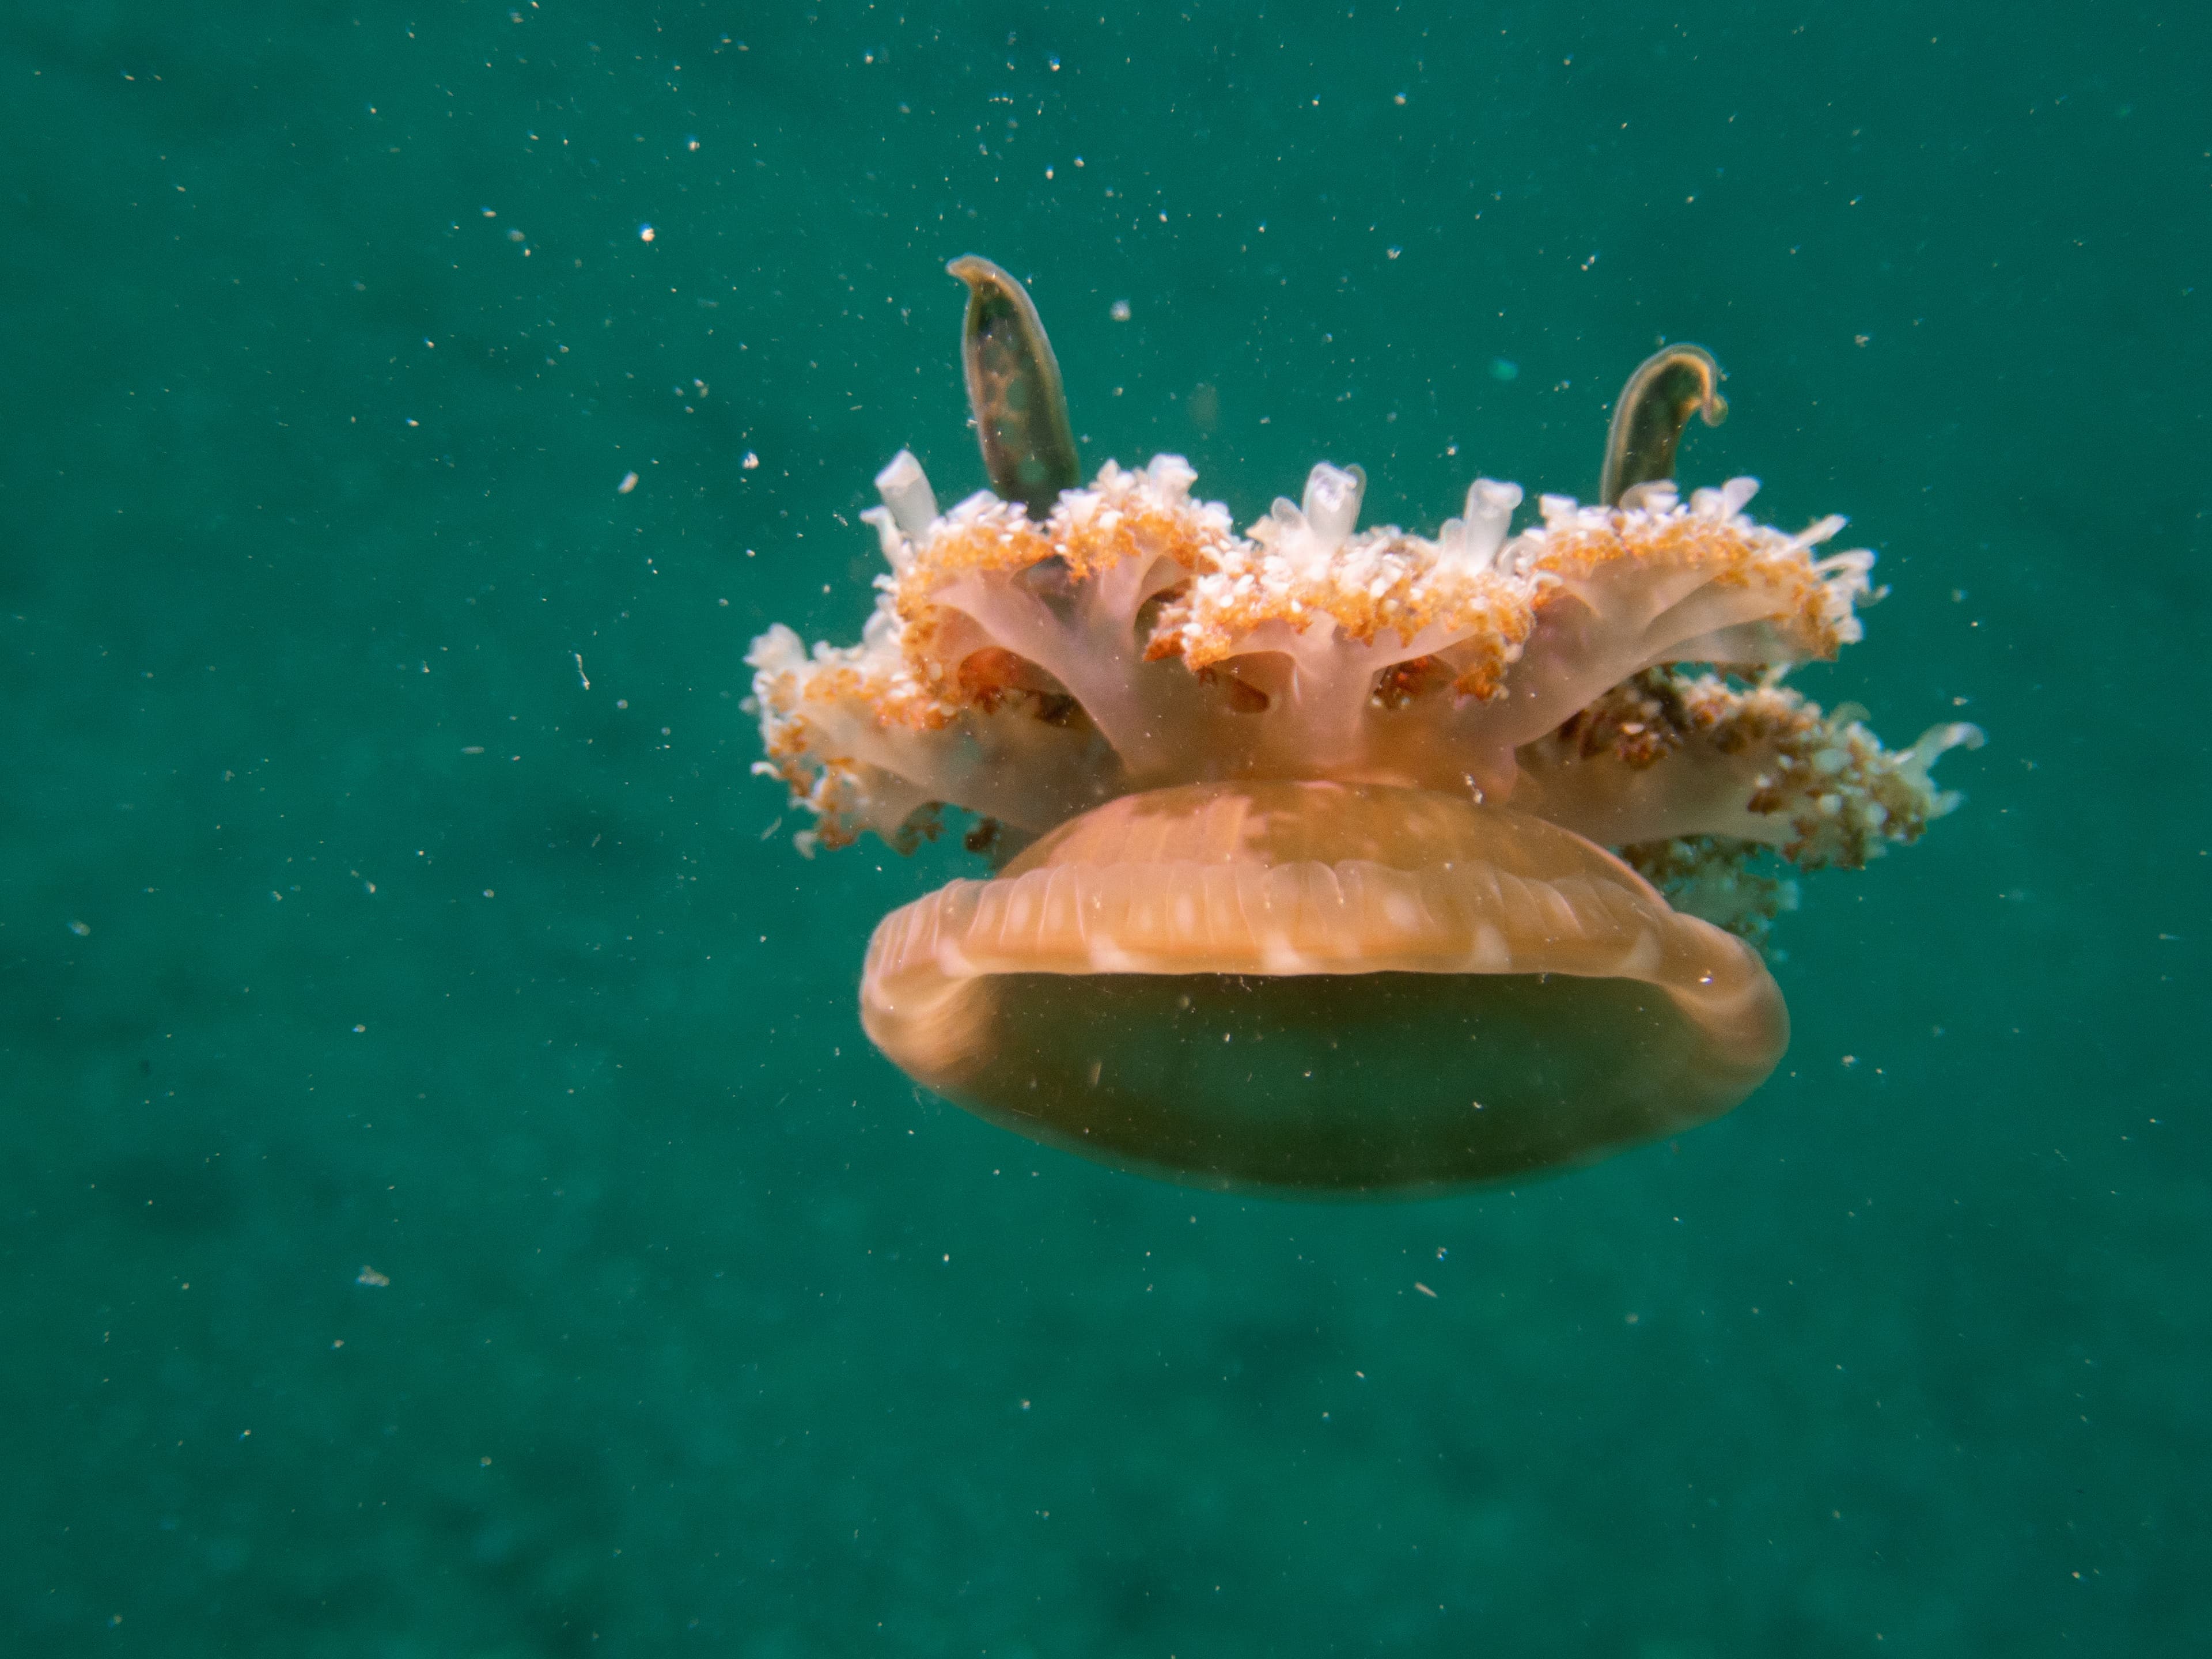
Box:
[1599,344,1728,507]
[947,255,1081,517]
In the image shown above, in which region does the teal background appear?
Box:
[4,2,2205,1653]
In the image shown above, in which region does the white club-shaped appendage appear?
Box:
[860,604,901,653]
[1145,453,1198,501]
[1692,474,1761,520]
[1794,513,1848,549]
[1616,479,1680,516]
[1300,461,1366,552]
[1538,493,1581,529]
[1910,721,1986,771]
[874,449,939,540]
[1435,478,1523,575]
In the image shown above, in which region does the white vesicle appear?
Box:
[859,505,905,569]
[1435,477,1522,574]
[860,605,901,653]
[1145,453,1196,501]
[1909,721,1986,773]
[874,449,938,539]
[1300,462,1366,552]
[1794,513,1848,549]
[1538,493,1580,528]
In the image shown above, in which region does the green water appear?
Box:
[5,2,2205,1653]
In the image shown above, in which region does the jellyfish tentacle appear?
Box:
[948,255,1082,518]
[1600,344,1728,507]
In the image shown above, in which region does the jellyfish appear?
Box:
[747,256,1982,1195]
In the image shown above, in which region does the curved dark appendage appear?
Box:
[1599,344,1728,507]
[947,255,1081,517]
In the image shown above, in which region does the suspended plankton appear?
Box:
[747,256,1983,1196]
